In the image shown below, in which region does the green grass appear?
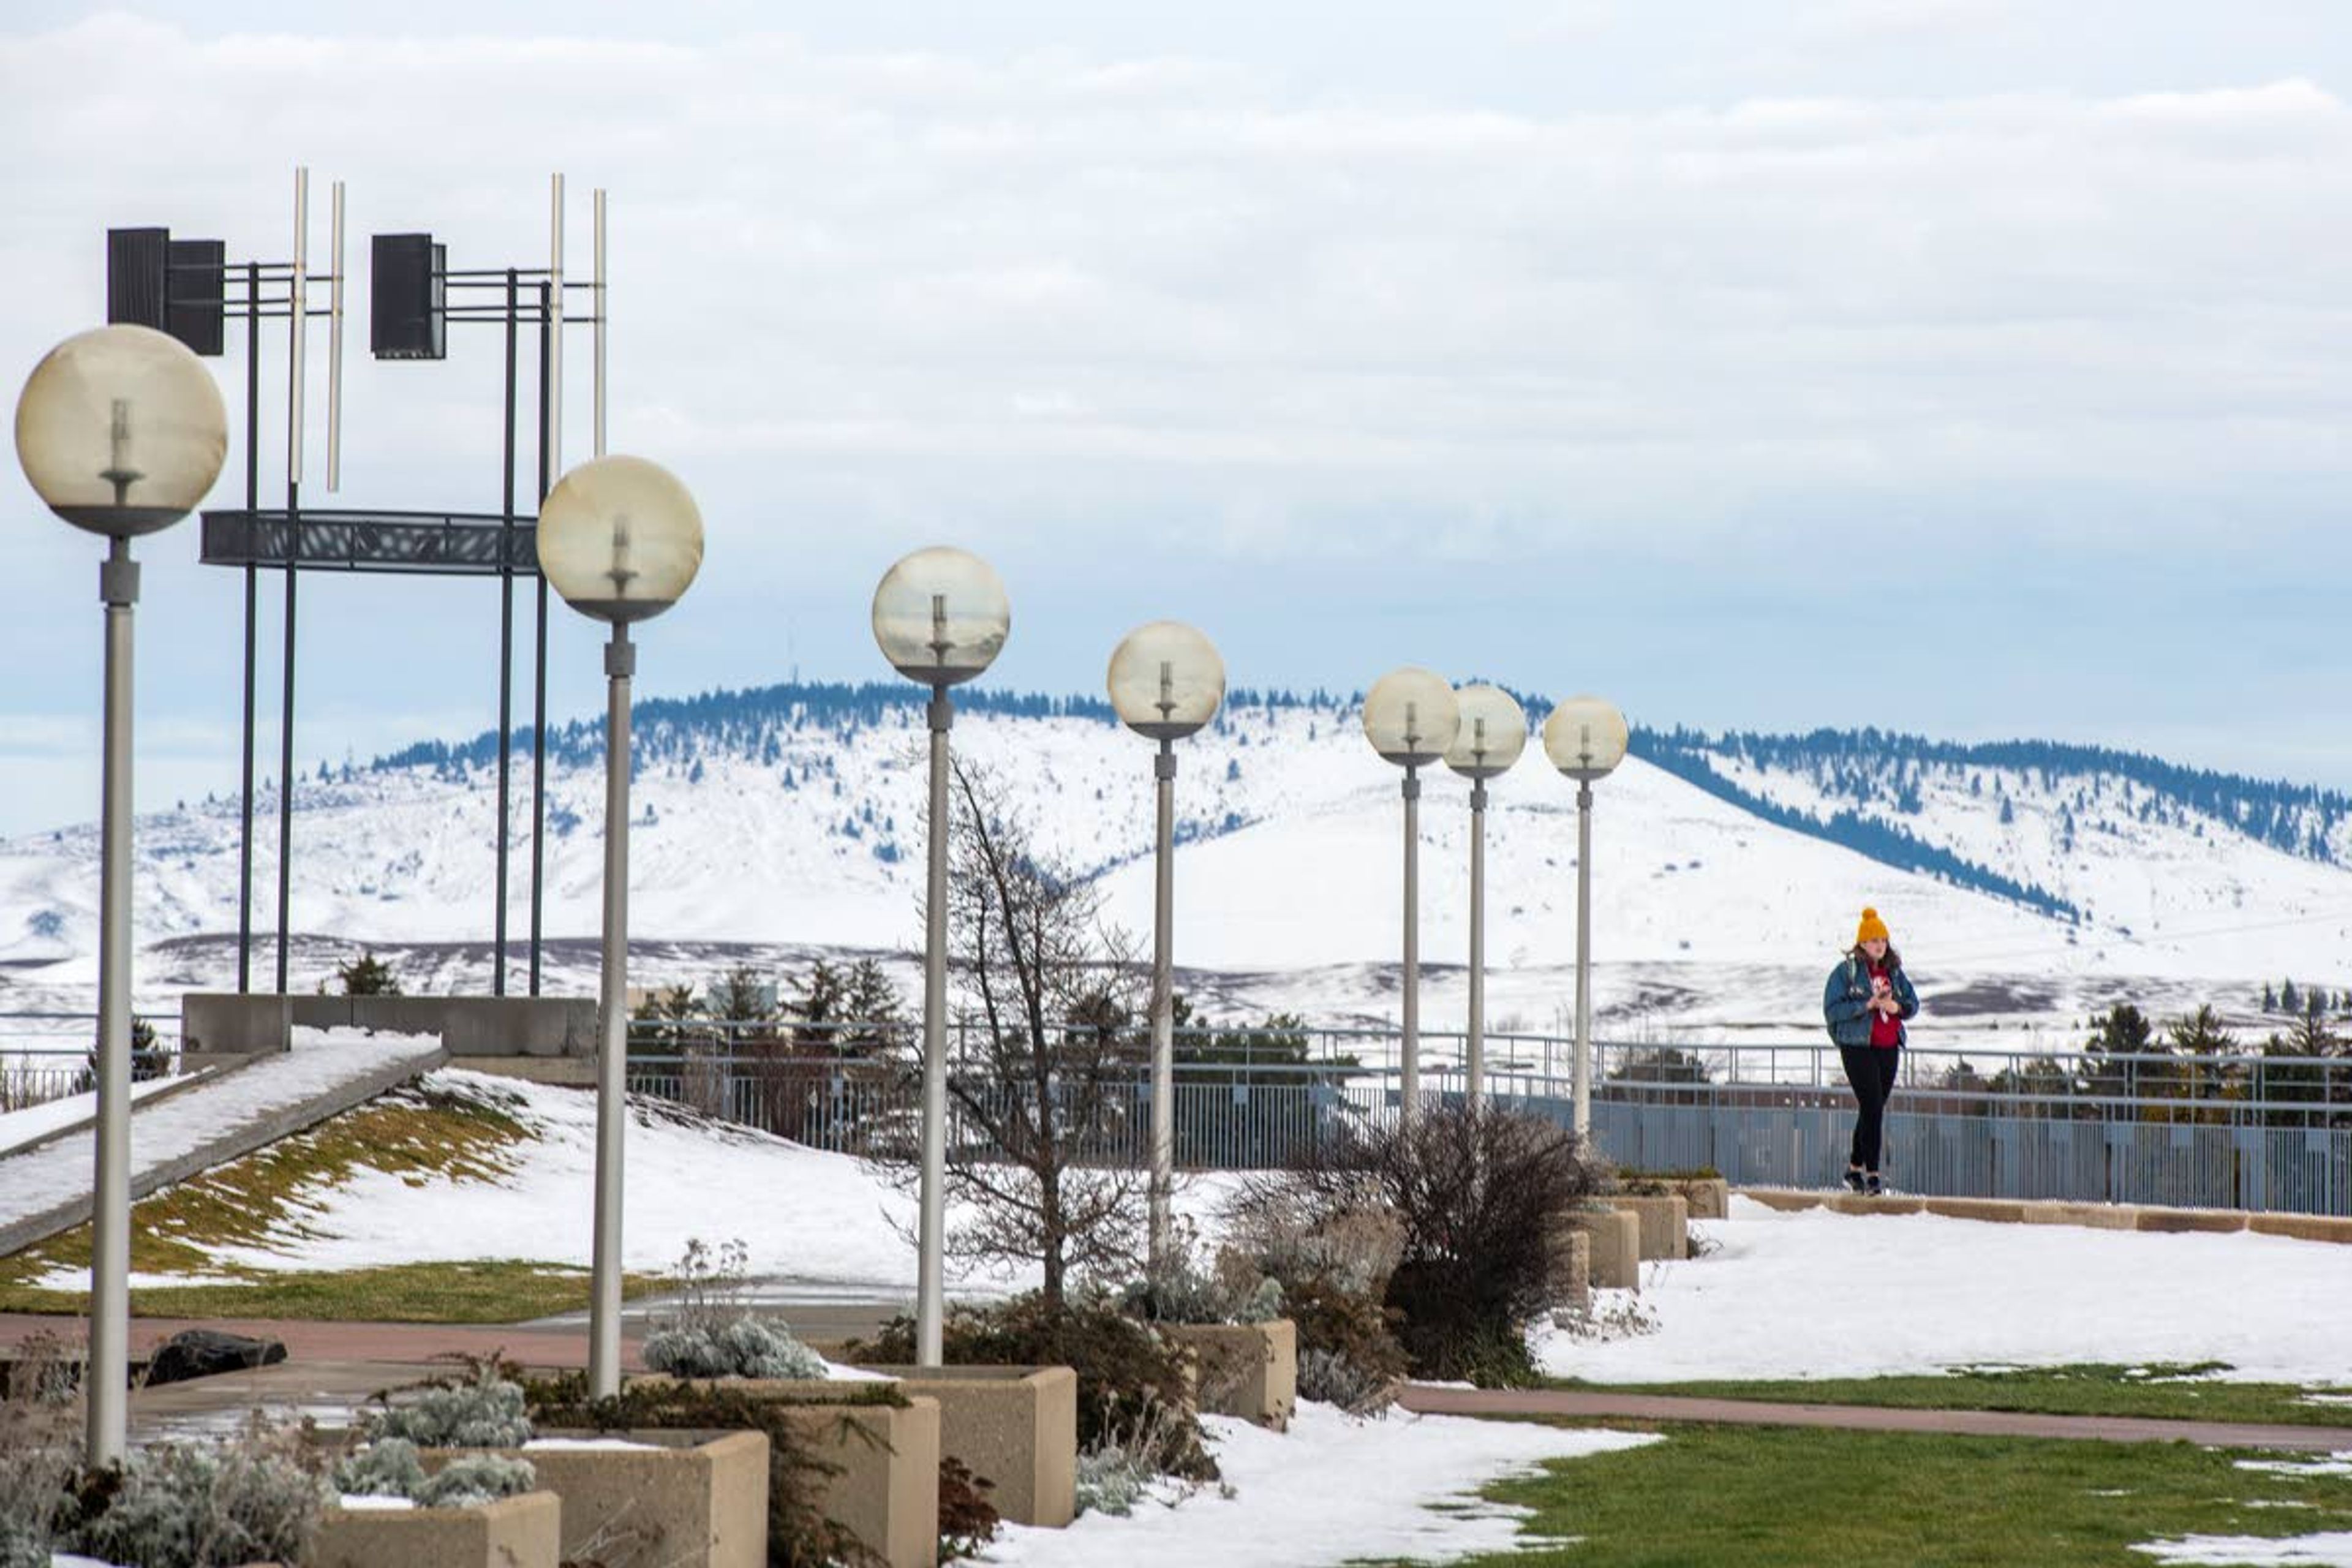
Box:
[1543,1363,2352,1429]
[0,1259,668,1324]
[1407,1422,2352,1567]
[0,1081,632,1321]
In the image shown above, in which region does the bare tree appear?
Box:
[931,757,1149,1308]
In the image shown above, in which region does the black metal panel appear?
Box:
[167,238,226,356]
[107,227,170,332]
[200,510,538,576]
[371,233,447,360]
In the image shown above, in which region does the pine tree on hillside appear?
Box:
[2263,982,2278,1012]
[2281,978,2302,1016]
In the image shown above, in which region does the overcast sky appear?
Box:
[2,2,2349,835]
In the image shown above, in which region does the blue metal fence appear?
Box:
[619,1020,2352,1217]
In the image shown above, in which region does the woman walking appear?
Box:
[1823,907,1919,1196]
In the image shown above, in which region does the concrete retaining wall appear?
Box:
[1738,1188,2352,1242]
[181,993,596,1059]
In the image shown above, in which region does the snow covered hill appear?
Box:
[2,683,2349,1038]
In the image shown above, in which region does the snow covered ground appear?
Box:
[0,1035,443,1240]
[982,1403,1655,1566]
[1538,1197,2352,1387]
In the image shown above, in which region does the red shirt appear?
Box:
[1868,962,1902,1048]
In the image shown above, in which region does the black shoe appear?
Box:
[1864,1174,1885,1197]
[1841,1169,1867,1194]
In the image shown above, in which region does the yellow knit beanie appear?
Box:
[1855,906,1890,945]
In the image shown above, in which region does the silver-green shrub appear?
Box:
[73,1417,331,1568]
[359,1365,533,1449]
[643,1316,826,1381]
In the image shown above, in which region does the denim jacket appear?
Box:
[1823,954,1920,1048]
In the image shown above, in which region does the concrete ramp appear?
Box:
[0,1036,447,1259]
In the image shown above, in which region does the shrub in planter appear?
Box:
[1117,1225,1282,1327]
[643,1317,828,1382]
[71,1414,333,1568]
[641,1236,831,1381]
[851,1291,1215,1482]
[1219,1186,1409,1412]
[1233,1102,1608,1386]
[333,1361,538,1509]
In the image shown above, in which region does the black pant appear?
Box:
[1839,1044,1901,1172]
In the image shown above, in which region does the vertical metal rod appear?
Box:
[1148,742,1176,1275]
[236,262,260,995]
[276,478,298,995]
[548,173,564,480]
[88,540,138,1466]
[1468,781,1488,1107]
[494,271,518,997]
[326,179,344,492]
[592,187,606,458]
[288,168,306,485]
[918,689,952,1365]
[530,281,553,996]
[1401,766,1421,1120]
[589,625,635,1398]
[1573,781,1596,1136]
[277,167,308,993]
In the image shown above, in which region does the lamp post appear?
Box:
[14,324,228,1463]
[1362,668,1459,1121]
[537,454,704,1398]
[1541,695,1629,1137]
[1443,685,1528,1107]
[872,546,1010,1366]
[1106,621,1225,1278]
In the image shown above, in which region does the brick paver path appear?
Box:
[1400,1384,2351,1452]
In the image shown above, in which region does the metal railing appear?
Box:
[0,1013,187,1117]
[617,1019,2351,1216]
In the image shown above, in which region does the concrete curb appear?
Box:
[1736,1186,2352,1243]
[0,1046,448,1260]
[1397,1384,2352,1452]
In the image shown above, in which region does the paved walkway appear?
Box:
[1399,1385,2352,1452]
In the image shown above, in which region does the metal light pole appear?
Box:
[1363,669,1459,1122]
[1542,695,1629,1137]
[535,455,705,1398]
[1107,622,1224,1276]
[1444,685,1528,1107]
[15,325,228,1463]
[873,547,1010,1365]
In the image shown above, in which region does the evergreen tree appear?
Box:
[2263,982,2277,1013]
[333,951,401,997]
[2281,978,2302,1015]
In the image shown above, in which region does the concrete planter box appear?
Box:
[502,1428,769,1568]
[631,1378,940,1568]
[845,1365,1077,1528]
[1669,1177,1732,1220]
[1546,1229,1591,1321]
[1561,1207,1642,1289]
[1161,1319,1297,1432]
[312,1490,561,1568]
[1607,1194,1689,1261]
